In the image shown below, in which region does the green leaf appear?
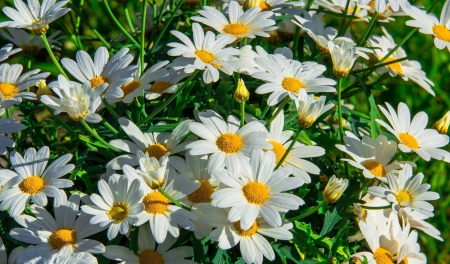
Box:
[320,209,342,236]
[272,243,303,264]
[69,149,90,180]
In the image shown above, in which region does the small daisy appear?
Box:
[191,1,277,39]
[358,0,411,13]
[252,54,336,106]
[0,146,74,217]
[243,0,304,14]
[234,45,292,75]
[0,118,25,155]
[103,224,196,264]
[130,150,169,190]
[0,43,21,62]
[9,194,105,263]
[107,118,193,170]
[41,75,107,123]
[315,0,368,20]
[328,40,370,78]
[358,0,408,22]
[167,23,239,84]
[2,28,62,55]
[81,174,144,240]
[0,63,49,109]
[376,102,450,161]
[295,89,335,128]
[186,109,272,176]
[145,68,190,101]
[368,164,439,217]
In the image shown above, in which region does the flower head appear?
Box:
[234,78,250,102]
[432,111,450,134]
[295,89,335,128]
[322,175,348,203]
[328,40,370,78]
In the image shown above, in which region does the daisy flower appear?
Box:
[129,150,170,190]
[368,164,439,217]
[9,194,105,263]
[315,0,368,20]
[167,23,239,84]
[376,102,450,161]
[186,110,272,176]
[395,224,427,264]
[103,224,196,264]
[295,89,335,128]
[252,54,336,106]
[266,109,325,183]
[0,43,21,62]
[328,40,370,78]
[0,63,49,109]
[81,174,144,240]
[398,207,443,241]
[107,118,193,170]
[358,0,408,22]
[41,75,107,123]
[367,27,434,95]
[145,68,190,101]
[2,28,62,55]
[358,0,411,13]
[433,110,450,134]
[0,118,24,155]
[243,0,305,14]
[191,1,277,39]
[322,175,349,203]
[0,146,74,217]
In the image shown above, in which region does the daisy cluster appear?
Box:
[0,0,448,263]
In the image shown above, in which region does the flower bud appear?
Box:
[322,175,348,203]
[349,257,362,264]
[36,80,52,101]
[234,79,250,103]
[432,111,450,134]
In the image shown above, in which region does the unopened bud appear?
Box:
[234,79,250,103]
[322,175,348,203]
[433,111,450,134]
[243,0,260,10]
[349,257,362,264]
[328,257,338,264]
[36,80,52,101]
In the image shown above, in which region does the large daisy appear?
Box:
[0,43,21,62]
[0,118,24,155]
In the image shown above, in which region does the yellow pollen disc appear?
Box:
[145,143,169,160]
[398,133,419,149]
[259,1,272,11]
[384,57,403,73]
[281,77,305,93]
[0,83,19,99]
[48,229,76,250]
[362,161,387,178]
[242,182,269,204]
[267,141,286,164]
[195,50,215,64]
[90,76,110,89]
[373,247,394,264]
[138,249,164,264]
[30,20,49,35]
[215,133,244,154]
[107,202,129,221]
[188,180,215,204]
[223,24,248,36]
[395,190,411,205]
[18,176,45,194]
[143,192,169,214]
[121,81,141,97]
[149,81,172,93]
[399,258,409,264]
[297,116,315,129]
[233,220,258,237]
[432,24,450,42]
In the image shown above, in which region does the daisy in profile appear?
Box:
[191,1,277,39]
[145,68,190,101]
[81,174,144,240]
[41,75,107,123]
[0,146,74,217]
[0,118,24,155]
[368,164,439,217]
[358,0,411,13]
[2,28,62,55]
[376,102,450,161]
[398,207,443,241]
[0,63,49,109]
[167,23,239,84]
[10,194,105,263]
[252,54,336,106]
[107,118,193,170]
[328,40,370,78]
[103,224,196,264]
[0,43,21,62]
[0,0,70,35]
[358,0,408,22]
[295,89,335,129]
[128,151,169,190]
[186,110,272,176]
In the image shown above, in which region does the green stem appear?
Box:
[149,0,183,54]
[338,0,351,35]
[358,12,378,46]
[103,0,141,48]
[41,33,68,79]
[50,110,78,138]
[102,99,120,120]
[288,200,328,222]
[140,1,147,75]
[240,102,245,127]
[292,27,300,60]
[267,97,290,126]
[360,205,391,210]
[26,58,32,71]
[275,128,302,170]
[158,187,191,211]
[80,120,120,152]
[124,3,136,34]
[102,120,119,135]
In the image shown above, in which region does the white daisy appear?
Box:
[129,150,170,190]
[186,109,272,176]
[358,0,411,13]
[191,1,277,39]
[9,194,105,263]
[376,102,450,162]
[315,0,368,20]
[0,0,70,35]
[295,89,335,128]
[322,175,349,203]
[0,146,73,217]
[145,68,190,101]
[398,207,443,241]
[167,23,239,84]
[395,224,426,264]
[0,118,24,155]
[328,39,370,78]
[234,45,293,75]
[243,0,305,14]
[368,164,439,217]
[0,43,21,62]
[252,54,336,106]
[1,28,62,54]
[103,224,196,264]
[107,118,193,170]
[0,63,49,108]
[358,0,408,22]
[41,75,107,123]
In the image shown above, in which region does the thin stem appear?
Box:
[358,12,378,46]
[149,0,183,54]
[158,187,191,211]
[103,0,141,48]
[267,97,290,126]
[102,120,119,135]
[338,0,351,35]
[360,205,392,210]
[275,128,302,170]
[41,33,68,79]
[240,102,245,127]
[288,200,328,222]
[292,27,300,60]
[80,120,120,152]
[102,99,120,120]
[140,1,147,75]
[124,3,136,34]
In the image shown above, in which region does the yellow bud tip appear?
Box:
[433,111,450,134]
[243,0,261,10]
[36,80,52,100]
[234,79,250,103]
[322,175,348,203]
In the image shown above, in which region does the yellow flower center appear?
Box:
[216,133,243,154]
[149,81,172,93]
[384,57,403,73]
[90,76,110,89]
[242,182,269,204]
[143,192,169,214]
[18,176,45,194]
[145,144,169,160]
[121,81,141,97]
[48,229,76,250]
[223,24,248,36]
[233,220,258,237]
[188,180,215,204]
[0,83,19,99]
[432,24,450,42]
[107,202,129,221]
[30,20,49,35]
[267,141,286,164]
[398,133,419,149]
[281,77,305,93]
[395,190,411,205]
[373,247,394,264]
[138,249,164,264]
[259,1,272,11]
[362,161,386,178]
[195,50,215,63]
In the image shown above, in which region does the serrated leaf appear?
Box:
[320,209,342,236]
